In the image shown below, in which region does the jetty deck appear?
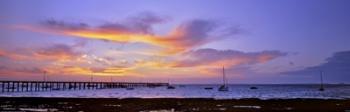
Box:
[0,81,169,92]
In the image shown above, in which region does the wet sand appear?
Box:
[0,97,349,112]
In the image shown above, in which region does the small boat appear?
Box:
[167,85,176,89]
[218,85,228,91]
[120,85,127,88]
[52,88,60,90]
[148,86,156,88]
[68,86,76,89]
[204,87,213,90]
[166,79,176,89]
[86,84,97,87]
[319,71,325,91]
[250,86,258,89]
[126,87,134,90]
[319,87,324,91]
[218,66,229,91]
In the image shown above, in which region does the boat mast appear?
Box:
[320,71,324,89]
[223,66,226,86]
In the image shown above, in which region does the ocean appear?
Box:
[1,84,350,99]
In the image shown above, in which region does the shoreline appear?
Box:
[1,97,350,112]
[0,96,349,100]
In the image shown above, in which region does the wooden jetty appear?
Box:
[0,81,168,92]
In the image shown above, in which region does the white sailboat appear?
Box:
[218,66,229,91]
[167,79,176,89]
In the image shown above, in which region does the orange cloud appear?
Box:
[34,44,81,62]
[0,44,82,62]
[16,19,239,55]
[174,48,287,68]
[0,49,29,60]
[41,65,131,77]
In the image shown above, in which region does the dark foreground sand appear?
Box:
[0,97,349,112]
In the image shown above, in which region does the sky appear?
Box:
[0,0,350,84]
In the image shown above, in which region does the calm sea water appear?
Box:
[1,84,350,99]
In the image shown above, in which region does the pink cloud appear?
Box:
[175,48,287,67]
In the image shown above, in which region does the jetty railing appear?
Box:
[0,81,169,92]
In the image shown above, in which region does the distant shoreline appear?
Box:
[1,97,349,112]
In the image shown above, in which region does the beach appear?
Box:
[1,84,350,111]
[0,97,349,112]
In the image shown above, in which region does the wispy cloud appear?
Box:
[159,20,241,54]
[0,44,82,62]
[15,13,240,54]
[0,43,135,76]
[0,66,43,76]
[175,48,287,68]
[34,44,82,61]
[0,49,29,60]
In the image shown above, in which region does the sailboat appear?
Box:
[126,86,134,90]
[319,71,325,91]
[218,66,229,91]
[167,79,176,89]
[204,87,213,90]
[167,85,176,89]
[250,86,258,89]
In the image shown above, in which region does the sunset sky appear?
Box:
[1,0,350,84]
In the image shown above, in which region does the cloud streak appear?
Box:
[34,44,82,62]
[0,49,27,60]
[0,44,82,62]
[175,48,287,68]
[16,14,240,54]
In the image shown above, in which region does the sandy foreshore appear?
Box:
[0,97,349,112]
